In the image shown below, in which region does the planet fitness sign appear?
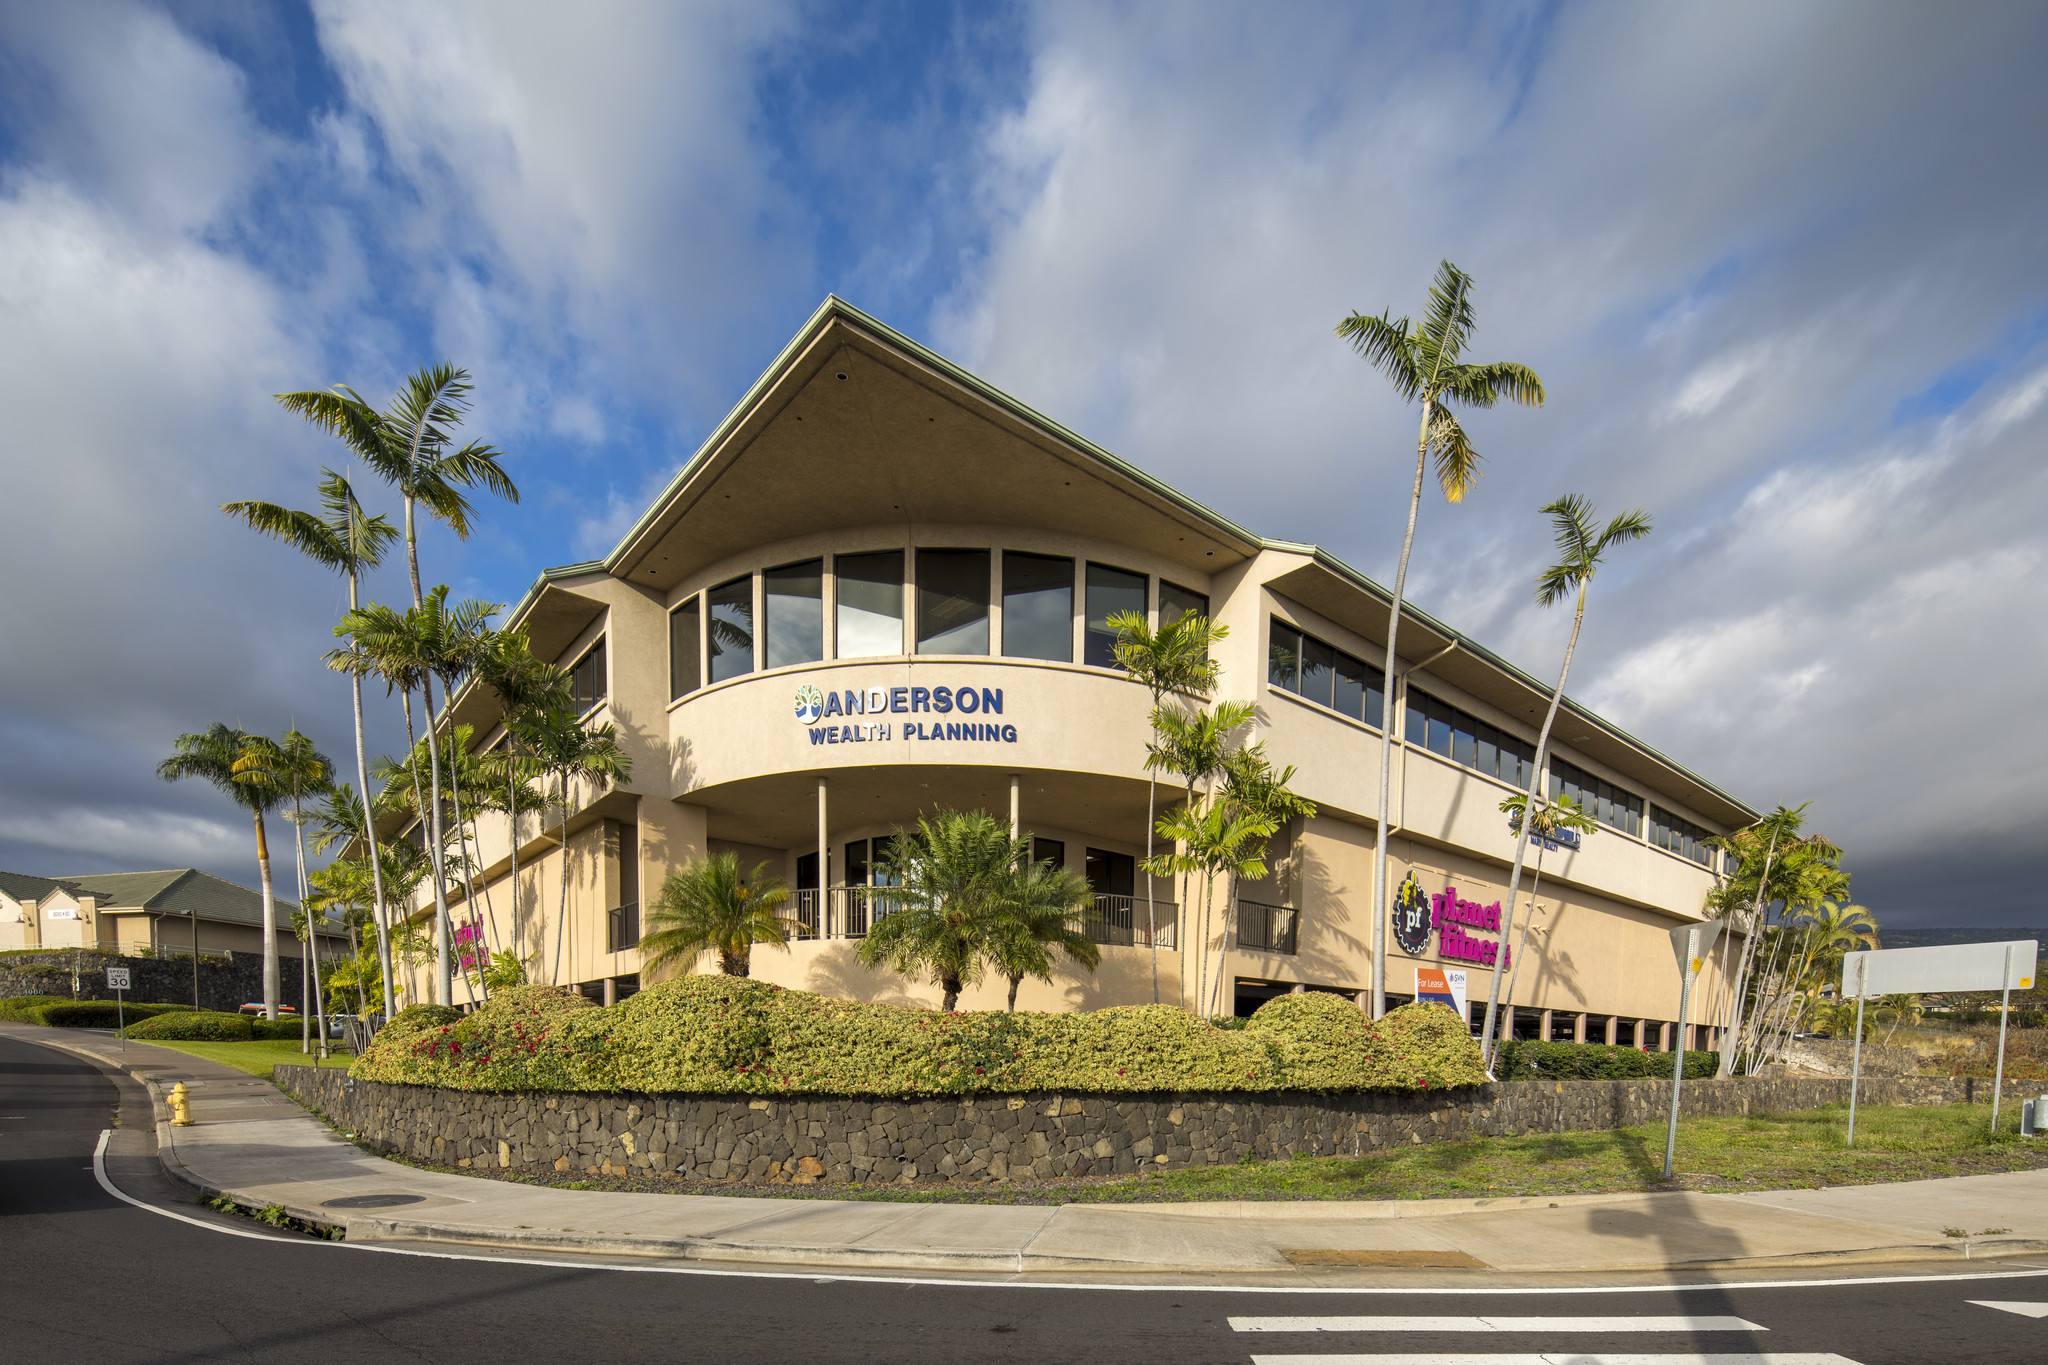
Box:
[1432,884,1511,969]
[796,682,1019,747]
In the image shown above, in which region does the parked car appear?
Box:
[238,1003,298,1016]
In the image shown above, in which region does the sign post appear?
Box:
[1847,956,1868,1145]
[1840,940,2036,1138]
[106,966,131,1052]
[1664,920,1722,1179]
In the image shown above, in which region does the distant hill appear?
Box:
[1878,927,2046,950]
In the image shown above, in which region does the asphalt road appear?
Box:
[4,1031,2047,1364]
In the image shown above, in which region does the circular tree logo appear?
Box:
[1390,871,1432,957]
[793,684,824,724]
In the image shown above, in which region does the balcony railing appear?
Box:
[1084,894,1176,948]
[778,889,1172,946]
[1235,899,1298,956]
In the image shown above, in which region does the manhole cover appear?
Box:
[319,1194,427,1209]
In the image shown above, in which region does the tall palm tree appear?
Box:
[513,708,632,986]
[224,470,399,1018]
[1336,261,1545,1017]
[1492,791,1597,1054]
[983,858,1101,1012]
[1145,698,1253,1008]
[859,809,1046,1011]
[157,725,288,1017]
[1478,496,1651,1068]
[639,853,795,978]
[1108,607,1225,1003]
[1206,744,1317,1020]
[253,730,335,1051]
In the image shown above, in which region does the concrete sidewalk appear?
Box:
[19,1023,2048,1279]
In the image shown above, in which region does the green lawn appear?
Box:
[438,1102,2048,1206]
[136,1038,355,1078]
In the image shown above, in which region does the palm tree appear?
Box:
[246,730,334,1051]
[224,470,399,1018]
[1706,805,1845,1074]
[639,853,795,978]
[474,626,570,964]
[1108,607,1225,1004]
[1492,791,1597,1054]
[1207,743,1317,1019]
[1478,496,1651,1069]
[513,708,632,985]
[1146,799,1277,1020]
[859,809,1041,1011]
[983,858,1101,1012]
[157,725,288,1017]
[1336,261,1545,1018]
[1145,699,1254,1008]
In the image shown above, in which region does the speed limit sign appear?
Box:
[106,967,131,990]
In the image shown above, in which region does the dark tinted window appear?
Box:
[916,549,990,655]
[707,576,753,683]
[843,839,871,885]
[1272,616,1384,728]
[1269,620,1302,691]
[1298,635,1334,708]
[835,550,903,657]
[1084,563,1147,668]
[1650,805,1715,865]
[669,597,700,701]
[1550,757,1643,836]
[1001,552,1074,662]
[1159,580,1208,627]
[570,640,605,710]
[764,559,823,669]
[1084,847,1134,897]
[1406,689,1535,788]
[1032,838,1066,870]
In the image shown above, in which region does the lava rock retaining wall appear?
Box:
[273,1068,2032,1186]
[2,951,266,1013]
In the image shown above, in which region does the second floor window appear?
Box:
[708,575,754,682]
[835,550,903,657]
[670,597,700,700]
[1550,756,1643,836]
[1406,687,1534,789]
[1002,551,1074,662]
[764,559,823,668]
[1084,563,1146,668]
[1271,618,1385,728]
[916,549,990,654]
[570,640,606,711]
[1651,805,1716,866]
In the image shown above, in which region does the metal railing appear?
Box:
[1084,894,1176,948]
[1235,899,1299,956]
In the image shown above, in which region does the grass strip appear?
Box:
[138,1038,354,1078]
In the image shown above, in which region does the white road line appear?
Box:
[1232,1317,1765,1333]
[1969,1300,2048,1318]
[91,1130,302,1244]
[1245,1355,1860,1365]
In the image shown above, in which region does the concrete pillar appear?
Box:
[602,977,617,1007]
[1573,1012,1587,1043]
[1658,1022,1673,1052]
[1010,773,1020,839]
[1605,1015,1618,1045]
[1639,1018,1654,1050]
[1540,1008,1553,1042]
[816,777,829,935]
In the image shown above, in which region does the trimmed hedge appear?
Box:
[1495,1038,1720,1081]
[350,978,1489,1097]
[1,999,197,1029]
[0,994,74,1022]
[124,1010,255,1042]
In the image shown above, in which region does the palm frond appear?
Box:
[1428,403,1480,502]
[1443,359,1545,410]
[220,500,348,570]
[1334,311,1420,400]
[1416,259,1476,377]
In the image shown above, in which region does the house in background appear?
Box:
[0,868,343,958]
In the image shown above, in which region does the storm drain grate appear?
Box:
[320,1194,427,1209]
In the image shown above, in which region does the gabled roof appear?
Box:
[0,870,75,903]
[56,868,308,928]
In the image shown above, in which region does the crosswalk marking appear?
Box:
[1231,1317,1765,1334]
[1969,1300,2048,1318]
[1244,1355,1861,1365]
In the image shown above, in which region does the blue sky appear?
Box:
[1,0,2044,927]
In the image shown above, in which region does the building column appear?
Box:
[1009,774,1021,839]
[1573,1012,1587,1043]
[1540,1008,1553,1042]
[1604,1015,1618,1045]
[602,977,617,1007]
[1640,1018,1654,1050]
[816,777,829,936]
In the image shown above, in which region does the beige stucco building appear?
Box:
[406,299,1752,1048]
[0,867,338,958]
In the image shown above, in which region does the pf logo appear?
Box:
[793,684,824,725]
[1390,871,1432,957]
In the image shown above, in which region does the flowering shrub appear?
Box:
[348,977,1487,1096]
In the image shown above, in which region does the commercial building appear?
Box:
[0,867,339,958]
[417,298,1752,1046]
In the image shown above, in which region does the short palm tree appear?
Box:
[245,730,334,1049]
[223,470,399,1017]
[511,707,632,984]
[1108,607,1225,1003]
[474,626,571,961]
[1337,261,1544,1017]
[640,853,795,978]
[983,859,1101,1012]
[1146,798,1278,1019]
[859,809,1034,1011]
[1145,698,1253,1007]
[1491,791,1597,1054]
[1205,743,1316,1019]
[157,725,288,1017]
[1478,496,1650,1068]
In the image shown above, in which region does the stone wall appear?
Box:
[1779,1039,1922,1077]
[273,1068,2040,1186]
[1,951,266,1013]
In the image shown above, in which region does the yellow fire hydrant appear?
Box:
[168,1081,193,1127]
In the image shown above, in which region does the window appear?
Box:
[835,550,903,657]
[570,640,606,711]
[916,549,990,654]
[1651,805,1717,866]
[1550,756,1643,836]
[707,576,754,682]
[1083,563,1146,668]
[1001,552,1074,662]
[1032,838,1066,870]
[670,596,701,700]
[1270,618,1385,727]
[764,559,823,669]
[1084,848,1134,897]
[1405,688,1535,788]
[1159,581,1208,627]
[843,839,871,886]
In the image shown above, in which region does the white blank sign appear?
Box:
[1841,940,2037,997]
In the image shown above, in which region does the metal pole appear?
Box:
[1993,944,2013,1133]
[117,987,123,1053]
[1664,927,1697,1178]
[1847,957,1867,1147]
